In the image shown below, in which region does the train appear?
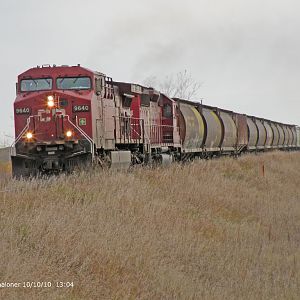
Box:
[11,64,300,177]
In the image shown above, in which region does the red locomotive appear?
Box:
[11,64,300,177]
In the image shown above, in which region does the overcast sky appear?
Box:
[0,0,299,144]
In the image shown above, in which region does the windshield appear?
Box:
[56,77,91,90]
[20,78,52,92]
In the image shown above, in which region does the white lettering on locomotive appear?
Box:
[52,108,66,116]
[73,105,89,112]
[15,107,30,114]
[38,109,51,122]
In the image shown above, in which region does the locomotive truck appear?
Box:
[11,64,300,177]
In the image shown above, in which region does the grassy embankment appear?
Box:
[0,152,299,299]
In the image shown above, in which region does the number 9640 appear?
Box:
[16,107,30,114]
[73,105,89,112]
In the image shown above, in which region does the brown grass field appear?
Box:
[0,152,299,300]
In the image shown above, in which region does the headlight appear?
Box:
[26,132,33,140]
[66,130,72,138]
[47,98,55,108]
[47,95,55,108]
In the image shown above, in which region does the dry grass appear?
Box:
[0,161,11,175]
[0,152,300,300]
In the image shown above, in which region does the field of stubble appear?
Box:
[0,152,299,300]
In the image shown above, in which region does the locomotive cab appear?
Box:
[12,65,95,177]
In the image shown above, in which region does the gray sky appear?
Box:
[1,0,299,144]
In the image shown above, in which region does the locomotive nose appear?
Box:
[27,93,74,142]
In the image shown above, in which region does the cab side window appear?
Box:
[163,104,172,118]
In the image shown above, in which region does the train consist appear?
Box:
[11,65,300,177]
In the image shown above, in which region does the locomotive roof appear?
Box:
[113,81,157,93]
[18,64,95,80]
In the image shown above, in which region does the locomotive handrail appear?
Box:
[65,115,95,159]
[113,116,145,144]
[143,124,176,145]
[10,116,32,149]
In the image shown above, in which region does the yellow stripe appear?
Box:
[211,111,222,128]
[191,107,204,137]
